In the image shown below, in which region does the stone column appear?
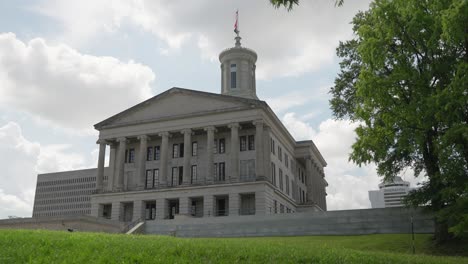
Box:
[116,137,127,191]
[203,195,214,217]
[263,126,272,183]
[111,202,122,221]
[253,120,264,180]
[137,135,148,190]
[108,143,117,191]
[159,132,170,187]
[182,129,192,185]
[305,157,314,203]
[228,123,240,182]
[229,193,239,216]
[204,126,216,184]
[156,198,168,220]
[255,191,266,215]
[179,197,190,217]
[96,139,106,192]
[133,200,145,221]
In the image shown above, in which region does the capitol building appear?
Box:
[32,34,328,223]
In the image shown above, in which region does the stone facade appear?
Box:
[32,35,328,223]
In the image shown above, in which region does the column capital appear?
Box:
[96,139,108,145]
[117,137,128,143]
[137,135,149,141]
[228,122,240,129]
[204,126,217,132]
[158,131,170,138]
[181,128,193,135]
[252,120,264,126]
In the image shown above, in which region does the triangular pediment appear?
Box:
[95,88,264,129]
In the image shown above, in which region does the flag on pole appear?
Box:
[234,10,239,34]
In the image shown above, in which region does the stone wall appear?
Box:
[144,207,434,237]
[0,215,122,233]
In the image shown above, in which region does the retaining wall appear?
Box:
[144,207,434,237]
[0,215,122,233]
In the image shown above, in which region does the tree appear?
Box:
[269,0,343,10]
[331,0,467,242]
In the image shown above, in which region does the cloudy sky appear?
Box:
[0,0,423,219]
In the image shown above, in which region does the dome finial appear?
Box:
[234,10,241,47]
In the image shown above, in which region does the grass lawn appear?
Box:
[0,229,466,263]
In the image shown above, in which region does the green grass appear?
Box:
[0,230,466,263]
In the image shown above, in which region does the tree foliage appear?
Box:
[331,0,468,242]
[270,0,344,10]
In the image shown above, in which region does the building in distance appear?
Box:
[369,176,412,208]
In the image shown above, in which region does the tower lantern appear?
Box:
[219,11,258,99]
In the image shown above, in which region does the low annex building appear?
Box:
[32,34,328,223]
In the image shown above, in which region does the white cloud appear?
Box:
[36,0,371,79]
[0,122,98,219]
[266,92,314,114]
[282,112,317,140]
[0,33,155,133]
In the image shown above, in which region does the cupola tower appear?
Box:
[219,31,258,99]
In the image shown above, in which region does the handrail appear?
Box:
[122,217,142,233]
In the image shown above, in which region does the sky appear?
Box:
[0,0,424,219]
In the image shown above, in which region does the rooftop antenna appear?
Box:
[234,9,241,47]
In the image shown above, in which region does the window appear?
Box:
[128,148,135,163]
[213,139,218,154]
[219,138,225,153]
[279,169,283,191]
[271,162,276,186]
[214,163,218,178]
[280,204,285,213]
[286,175,290,195]
[191,165,197,184]
[145,202,156,220]
[285,154,289,168]
[240,136,247,151]
[172,144,179,158]
[240,160,255,181]
[171,167,178,186]
[215,162,226,181]
[230,64,237,88]
[153,169,159,186]
[271,138,275,154]
[248,135,255,150]
[192,142,198,156]
[178,166,183,185]
[274,200,278,213]
[154,146,160,160]
[278,147,282,161]
[145,170,153,188]
[147,147,153,161]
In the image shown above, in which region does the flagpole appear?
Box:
[237,9,239,37]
